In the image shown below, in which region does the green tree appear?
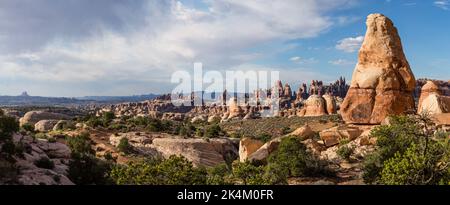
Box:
[267,137,333,178]
[117,137,132,154]
[380,140,450,185]
[363,115,450,185]
[110,155,207,185]
[66,132,113,185]
[204,124,222,138]
[66,132,94,155]
[206,163,232,185]
[231,161,266,185]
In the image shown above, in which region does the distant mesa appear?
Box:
[19,91,30,97]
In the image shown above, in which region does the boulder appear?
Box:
[239,138,264,162]
[319,126,363,147]
[53,120,75,131]
[340,14,415,124]
[20,111,71,127]
[302,95,327,116]
[34,120,59,132]
[322,94,337,114]
[151,138,238,167]
[109,132,153,147]
[247,138,281,162]
[417,81,450,114]
[36,140,71,159]
[433,113,450,126]
[288,124,315,140]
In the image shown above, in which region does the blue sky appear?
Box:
[0,0,448,97]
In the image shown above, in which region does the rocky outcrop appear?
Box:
[19,111,71,127]
[109,132,154,147]
[227,97,244,120]
[319,125,364,147]
[340,13,415,125]
[247,138,282,162]
[417,81,450,114]
[322,94,337,114]
[34,120,59,132]
[10,134,73,185]
[298,95,327,117]
[288,124,315,140]
[151,137,238,167]
[239,138,264,162]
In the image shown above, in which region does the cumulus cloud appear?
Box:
[0,0,355,96]
[335,36,364,53]
[434,0,450,10]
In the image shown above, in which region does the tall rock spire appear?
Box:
[340,13,416,124]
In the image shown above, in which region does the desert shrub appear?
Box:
[0,116,21,163]
[281,126,292,135]
[68,154,113,185]
[229,132,243,139]
[204,124,223,138]
[363,115,450,185]
[117,137,132,154]
[0,116,19,141]
[104,152,116,162]
[34,133,49,140]
[263,162,289,185]
[206,163,232,185]
[362,115,422,184]
[255,133,272,143]
[108,123,127,131]
[231,161,266,185]
[34,157,55,169]
[102,112,115,124]
[195,128,204,137]
[66,132,94,156]
[21,123,35,133]
[110,155,207,185]
[47,137,57,143]
[267,137,334,178]
[380,140,450,185]
[337,145,355,160]
[85,116,103,128]
[66,132,113,185]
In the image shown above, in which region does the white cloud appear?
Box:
[329,59,355,66]
[0,0,355,96]
[434,0,450,10]
[335,35,364,53]
[289,56,302,62]
[289,56,317,64]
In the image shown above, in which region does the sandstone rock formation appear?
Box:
[417,81,450,114]
[239,138,264,162]
[19,111,71,127]
[298,95,327,117]
[151,137,238,167]
[319,125,363,147]
[34,120,59,132]
[340,13,416,124]
[247,138,281,162]
[322,94,337,114]
[10,134,73,185]
[288,124,315,140]
[227,97,244,120]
